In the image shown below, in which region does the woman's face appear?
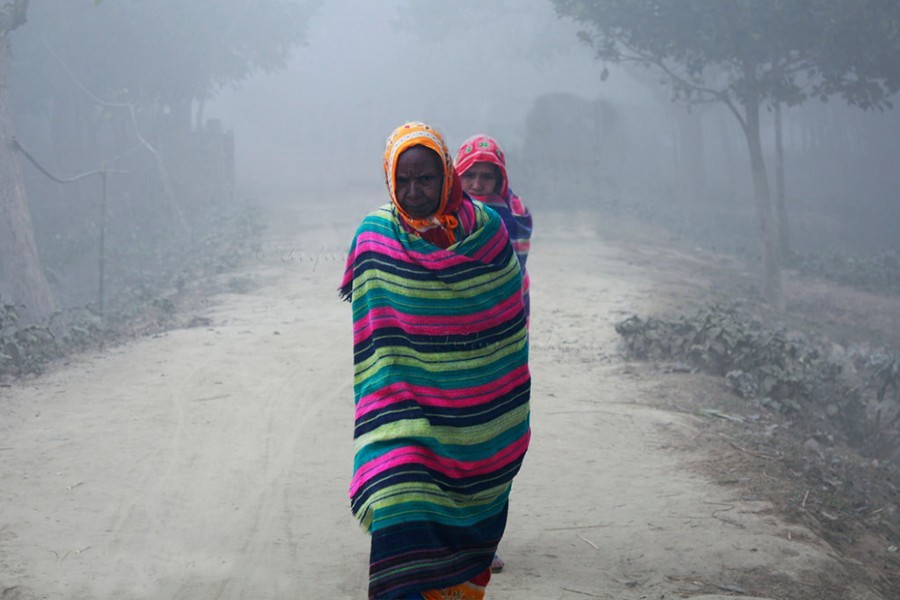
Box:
[460,162,501,196]
[395,146,443,218]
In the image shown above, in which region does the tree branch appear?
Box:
[10,137,126,184]
[40,35,190,236]
[610,37,751,132]
[613,36,732,105]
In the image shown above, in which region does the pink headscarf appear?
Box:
[454,134,509,198]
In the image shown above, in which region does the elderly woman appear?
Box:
[339,122,531,599]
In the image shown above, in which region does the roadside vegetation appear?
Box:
[594,194,900,595]
[1,196,261,377]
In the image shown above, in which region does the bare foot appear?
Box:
[491,553,505,573]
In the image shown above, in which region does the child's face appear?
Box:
[461,162,501,196]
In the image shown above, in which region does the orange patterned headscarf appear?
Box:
[384,122,463,243]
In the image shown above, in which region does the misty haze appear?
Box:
[1,1,899,599]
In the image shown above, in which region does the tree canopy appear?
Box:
[553,0,900,116]
[551,0,900,307]
[0,0,28,36]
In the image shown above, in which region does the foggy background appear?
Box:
[208,0,900,255]
[5,0,900,318]
[207,0,688,204]
[3,3,900,597]
[205,0,614,199]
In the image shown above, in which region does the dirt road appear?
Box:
[0,195,875,599]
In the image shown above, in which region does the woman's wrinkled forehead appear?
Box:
[383,122,454,206]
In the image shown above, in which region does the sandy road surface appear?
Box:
[0,196,870,599]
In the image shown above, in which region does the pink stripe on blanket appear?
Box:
[349,432,530,497]
[354,365,530,418]
[355,231,478,269]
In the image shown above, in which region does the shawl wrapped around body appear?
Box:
[340,201,531,599]
[475,190,533,319]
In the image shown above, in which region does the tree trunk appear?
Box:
[0,35,56,323]
[677,108,705,203]
[774,102,790,260]
[743,98,784,310]
[715,109,739,197]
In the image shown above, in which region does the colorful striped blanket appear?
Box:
[478,189,533,318]
[340,201,531,599]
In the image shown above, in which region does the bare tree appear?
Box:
[553,0,900,310]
